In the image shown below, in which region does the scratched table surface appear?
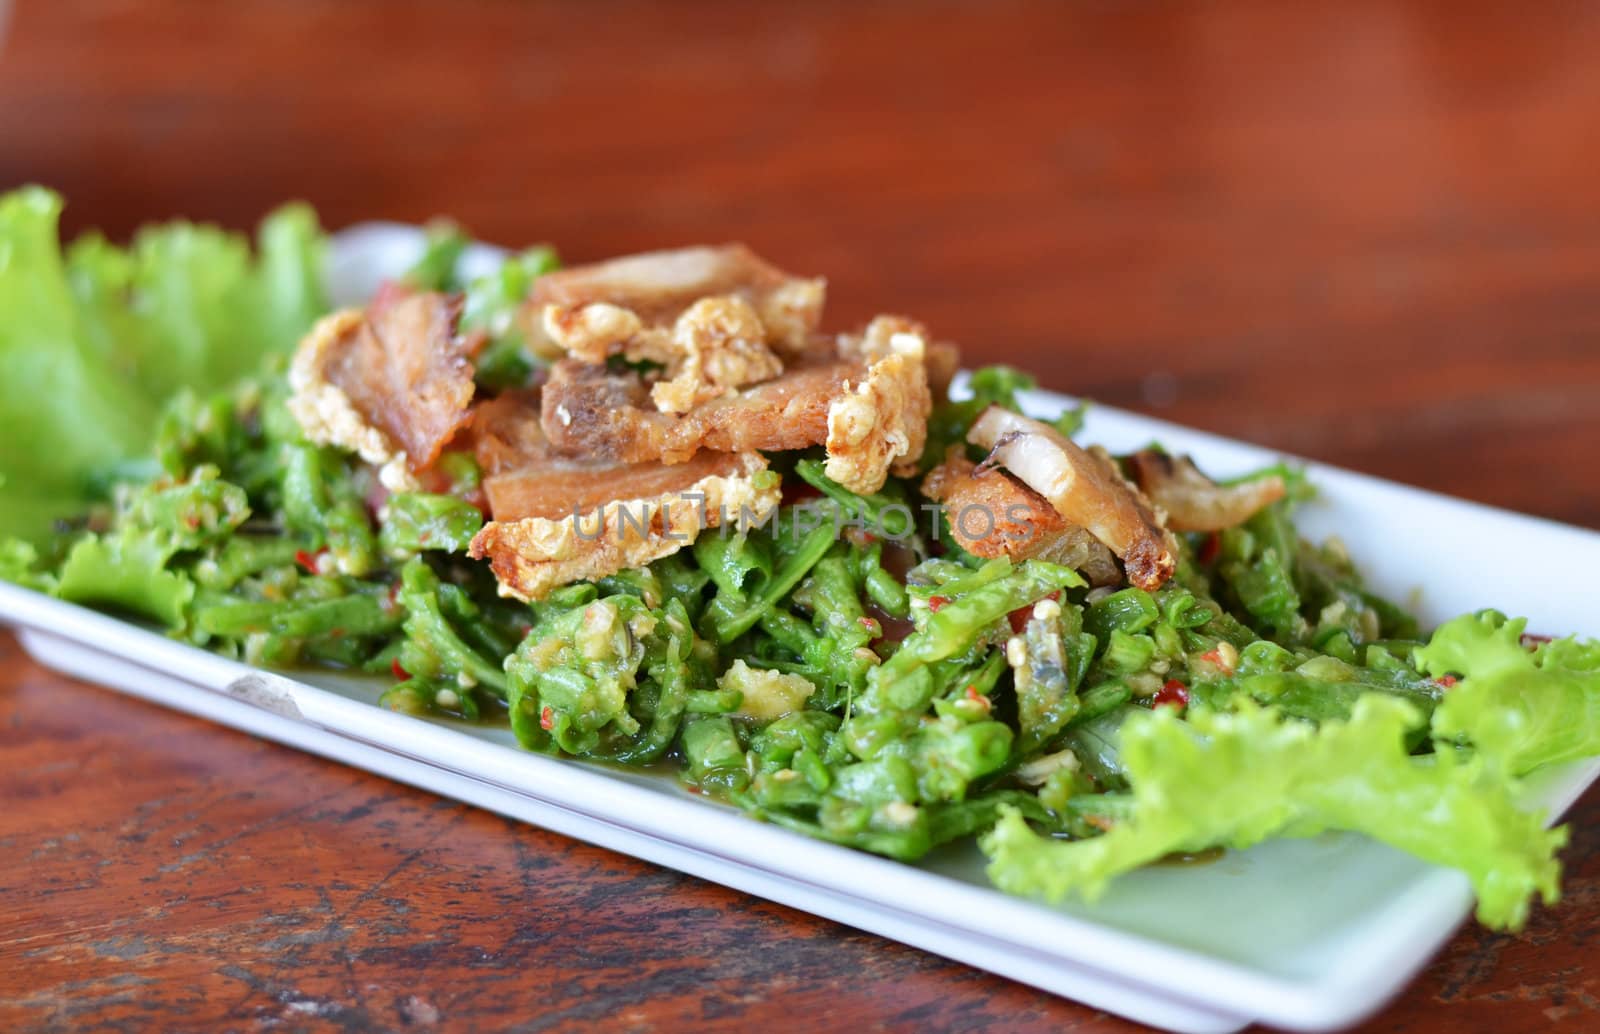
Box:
[3,1,1600,1031]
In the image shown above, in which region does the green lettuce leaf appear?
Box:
[52,468,253,626]
[66,200,325,404]
[981,697,1565,930]
[0,188,149,541]
[0,536,53,592]
[0,186,326,543]
[55,531,196,627]
[1418,611,1600,777]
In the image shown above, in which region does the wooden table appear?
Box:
[3,2,1598,1030]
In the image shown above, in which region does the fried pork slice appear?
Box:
[472,389,745,520]
[540,316,934,495]
[921,450,1120,585]
[968,407,1178,591]
[288,292,480,487]
[647,296,787,413]
[543,296,787,412]
[471,389,548,480]
[826,316,932,489]
[288,310,410,486]
[466,391,780,600]
[469,450,779,602]
[1127,449,1286,533]
[527,243,826,359]
[542,356,855,463]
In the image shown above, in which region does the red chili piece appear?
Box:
[540,706,555,731]
[1007,590,1063,634]
[391,659,410,682]
[1154,679,1190,710]
[928,595,951,613]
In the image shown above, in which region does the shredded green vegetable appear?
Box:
[3,188,1598,933]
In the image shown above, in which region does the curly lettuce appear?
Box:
[0,186,325,543]
[53,467,251,626]
[1419,611,1600,777]
[981,697,1565,930]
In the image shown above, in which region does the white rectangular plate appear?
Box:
[5,224,1598,1033]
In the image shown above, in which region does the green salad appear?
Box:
[3,186,1598,933]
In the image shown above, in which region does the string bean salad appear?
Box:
[4,187,1598,931]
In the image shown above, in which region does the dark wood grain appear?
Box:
[2,1,1598,1031]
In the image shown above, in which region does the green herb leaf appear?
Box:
[982,696,1565,930]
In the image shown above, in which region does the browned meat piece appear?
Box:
[465,390,780,600]
[482,451,758,524]
[828,316,931,485]
[539,315,933,495]
[524,244,826,358]
[288,292,481,482]
[648,296,788,413]
[968,407,1178,591]
[471,388,757,521]
[470,389,547,478]
[541,294,789,414]
[468,446,779,601]
[921,450,1120,585]
[1127,450,1287,532]
[540,356,857,465]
